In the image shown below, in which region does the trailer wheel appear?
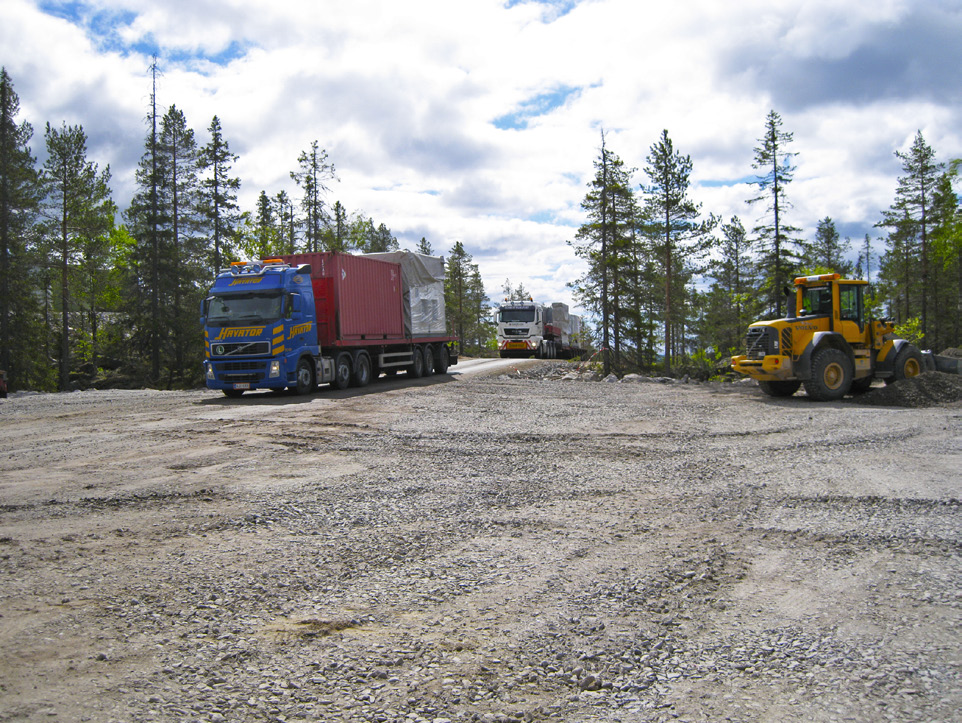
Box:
[294,357,316,395]
[888,345,923,384]
[422,345,435,376]
[409,347,425,378]
[803,347,853,401]
[435,345,450,374]
[352,353,372,387]
[758,380,801,397]
[332,353,352,390]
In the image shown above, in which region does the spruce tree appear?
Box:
[642,129,716,371]
[41,122,114,390]
[748,110,799,317]
[0,68,43,390]
[877,131,943,346]
[199,115,240,274]
[291,140,336,253]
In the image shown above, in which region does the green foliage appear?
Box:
[894,316,924,346]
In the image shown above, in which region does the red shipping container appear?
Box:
[278,253,405,345]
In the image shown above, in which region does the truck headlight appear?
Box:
[269,360,281,378]
[205,362,215,380]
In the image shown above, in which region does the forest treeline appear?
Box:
[570,113,962,377]
[0,67,488,392]
[1,65,960,392]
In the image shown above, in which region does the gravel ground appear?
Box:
[1,362,960,723]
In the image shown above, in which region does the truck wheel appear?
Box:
[294,357,316,395]
[803,348,853,401]
[758,380,801,397]
[435,345,450,374]
[888,345,923,384]
[408,347,425,378]
[422,345,435,376]
[352,353,372,387]
[332,353,352,390]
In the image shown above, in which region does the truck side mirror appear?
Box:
[199,297,211,325]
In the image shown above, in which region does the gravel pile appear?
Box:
[853,372,962,408]
[1,376,960,722]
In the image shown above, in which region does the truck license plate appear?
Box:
[506,342,526,349]
[233,383,250,390]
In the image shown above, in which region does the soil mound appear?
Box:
[853,371,962,408]
[939,347,962,358]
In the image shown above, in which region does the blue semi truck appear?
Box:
[201,252,457,397]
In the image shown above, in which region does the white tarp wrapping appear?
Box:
[366,251,447,336]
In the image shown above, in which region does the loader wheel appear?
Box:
[887,345,923,384]
[758,380,801,397]
[332,353,352,390]
[803,348,853,401]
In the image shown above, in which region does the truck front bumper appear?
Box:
[731,355,794,382]
[204,357,289,392]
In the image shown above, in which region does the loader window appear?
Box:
[801,286,832,316]
[839,285,864,327]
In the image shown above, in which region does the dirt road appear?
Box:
[1,365,960,722]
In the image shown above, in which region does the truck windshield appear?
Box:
[500,307,535,323]
[206,293,283,326]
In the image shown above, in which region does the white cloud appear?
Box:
[3,0,960,318]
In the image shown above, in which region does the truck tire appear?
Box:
[421,345,435,376]
[887,345,923,384]
[332,353,352,390]
[352,353,372,387]
[435,345,450,374]
[294,357,316,395]
[758,380,801,397]
[803,347,853,401]
[408,347,425,378]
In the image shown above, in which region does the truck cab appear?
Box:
[496,301,545,358]
[202,259,320,396]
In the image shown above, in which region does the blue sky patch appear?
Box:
[494,85,581,130]
[504,0,580,21]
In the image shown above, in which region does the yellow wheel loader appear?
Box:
[731,274,923,401]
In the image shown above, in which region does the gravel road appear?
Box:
[1,362,960,723]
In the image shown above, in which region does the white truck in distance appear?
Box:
[496,300,586,359]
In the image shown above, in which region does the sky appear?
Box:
[3,0,961,315]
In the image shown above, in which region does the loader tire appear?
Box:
[886,345,923,385]
[758,380,801,397]
[803,347,853,401]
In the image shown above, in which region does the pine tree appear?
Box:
[40,122,114,390]
[642,129,716,371]
[417,237,433,255]
[877,131,943,346]
[802,217,852,275]
[273,191,296,254]
[703,216,759,356]
[199,115,240,274]
[570,131,634,375]
[0,68,43,390]
[290,140,336,253]
[748,110,800,317]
